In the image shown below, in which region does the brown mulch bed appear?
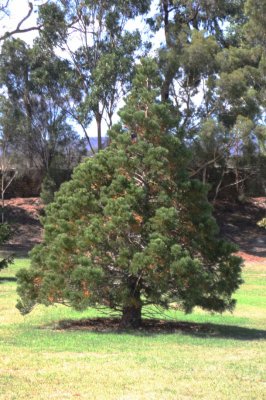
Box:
[52,317,213,334]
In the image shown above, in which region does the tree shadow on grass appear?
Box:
[0,277,17,283]
[51,317,266,341]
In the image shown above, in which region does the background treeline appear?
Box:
[0,0,265,202]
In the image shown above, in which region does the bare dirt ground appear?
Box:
[214,197,266,262]
[0,196,265,263]
[0,197,43,256]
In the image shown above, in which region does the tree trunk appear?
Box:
[120,286,142,329]
[161,0,172,102]
[121,303,142,329]
[1,172,4,223]
[96,114,102,151]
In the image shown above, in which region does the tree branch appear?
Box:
[0,0,9,16]
[17,1,33,30]
[189,153,222,178]
[0,2,42,41]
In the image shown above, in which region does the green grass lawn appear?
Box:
[0,258,265,400]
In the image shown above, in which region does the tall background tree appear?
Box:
[37,0,152,150]
[0,37,86,178]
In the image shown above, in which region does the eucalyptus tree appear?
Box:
[0,37,85,173]
[37,0,152,150]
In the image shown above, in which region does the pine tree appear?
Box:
[16,59,243,328]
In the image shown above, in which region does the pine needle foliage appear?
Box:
[0,223,13,270]
[16,59,243,328]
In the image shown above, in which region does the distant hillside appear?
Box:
[86,137,109,152]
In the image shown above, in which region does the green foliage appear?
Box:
[0,254,13,271]
[0,222,11,244]
[17,59,243,327]
[36,0,152,150]
[37,2,67,46]
[1,0,265,200]
[152,0,266,198]
[0,222,13,270]
[0,37,84,172]
[40,174,57,205]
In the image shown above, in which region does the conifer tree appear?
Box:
[16,59,242,328]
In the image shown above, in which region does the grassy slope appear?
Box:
[0,259,265,400]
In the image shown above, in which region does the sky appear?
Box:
[0,0,42,43]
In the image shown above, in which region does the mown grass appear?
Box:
[0,259,265,400]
